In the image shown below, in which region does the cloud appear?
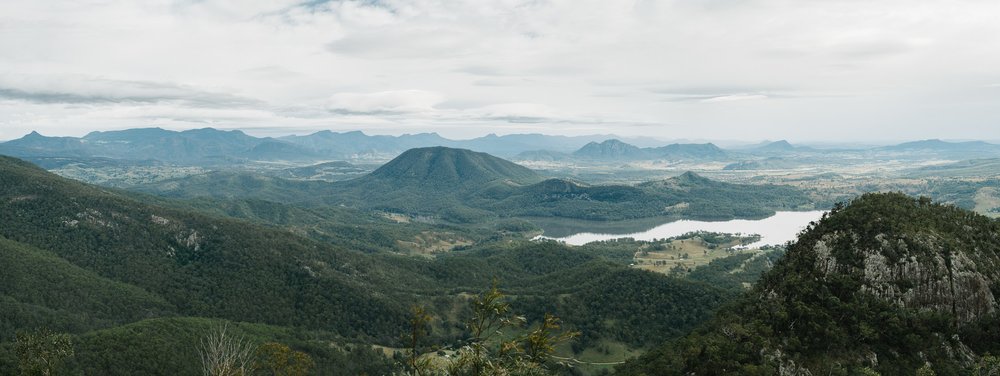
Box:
[0,75,262,108]
[699,94,768,103]
[327,90,444,114]
[2,0,1000,141]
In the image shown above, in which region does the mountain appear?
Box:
[554,139,728,162]
[488,171,813,222]
[744,139,819,155]
[280,131,661,159]
[572,139,648,160]
[884,139,998,151]
[355,146,542,188]
[0,128,314,164]
[325,147,545,222]
[649,143,728,160]
[279,130,454,160]
[0,155,415,339]
[455,133,657,156]
[619,192,1000,375]
[0,131,89,157]
[511,149,574,162]
[241,140,318,161]
[877,139,1000,159]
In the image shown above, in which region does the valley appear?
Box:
[6,2,1000,374]
[3,129,1000,375]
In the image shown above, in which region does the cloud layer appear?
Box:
[1,0,999,142]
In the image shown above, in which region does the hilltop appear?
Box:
[619,192,1000,375]
[137,148,814,223]
[355,146,542,187]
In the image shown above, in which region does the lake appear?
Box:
[541,211,827,246]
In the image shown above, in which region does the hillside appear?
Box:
[0,155,740,374]
[0,155,415,340]
[265,161,372,181]
[910,158,1000,178]
[619,192,1000,375]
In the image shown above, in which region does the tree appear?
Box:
[255,342,314,376]
[522,313,579,364]
[976,355,1000,376]
[198,324,257,376]
[406,305,434,376]
[466,279,524,376]
[916,364,936,376]
[14,328,74,376]
[440,280,577,376]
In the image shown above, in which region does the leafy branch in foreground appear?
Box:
[404,280,579,376]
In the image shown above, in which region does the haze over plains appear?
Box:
[1,0,998,142]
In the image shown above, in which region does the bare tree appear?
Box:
[199,324,257,376]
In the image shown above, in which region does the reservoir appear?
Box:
[543,211,827,246]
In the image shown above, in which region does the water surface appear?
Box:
[545,211,826,246]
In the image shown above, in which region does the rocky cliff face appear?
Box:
[811,231,997,324]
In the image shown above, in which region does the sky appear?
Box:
[1,0,999,142]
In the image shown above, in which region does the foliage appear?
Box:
[14,328,73,376]
[422,283,577,376]
[255,342,315,376]
[407,306,434,376]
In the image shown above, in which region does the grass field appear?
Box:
[974,187,1000,218]
[396,231,473,257]
[631,235,758,274]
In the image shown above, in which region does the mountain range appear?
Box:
[6,128,1000,167]
[0,128,682,164]
[567,139,728,161]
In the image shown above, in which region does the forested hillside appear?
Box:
[618,193,1000,375]
[0,155,737,375]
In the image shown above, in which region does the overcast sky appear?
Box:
[1,0,999,142]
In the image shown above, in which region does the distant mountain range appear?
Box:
[4,128,1000,166]
[0,128,670,164]
[569,139,728,161]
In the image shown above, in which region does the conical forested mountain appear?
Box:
[358,146,543,187]
[619,192,1000,375]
